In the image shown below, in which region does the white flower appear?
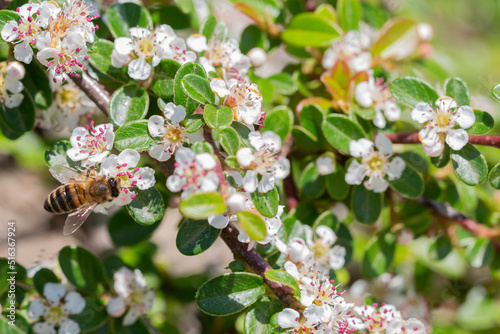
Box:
[411,96,475,156]
[355,73,401,128]
[28,282,85,334]
[345,135,406,193]
[316,154,336,175]
[98,149,156,209]
[148,102,189,162]
[106,267,155,326]
[276,308,316,332]
[186,27,251,79]
[111,25,195,80]
[1,3,56,63]
[37,80,95,131]
[0,61,25,108]
[322,30,372,72]
[354,303,403,334]
[60,0,98,44]
[236,131,289,193]
[210,78,264,126]
[386,317,426,334]
[67,122,114,167]
[166,148,219,198]
[298,274,342,307]
[305,225,346,272]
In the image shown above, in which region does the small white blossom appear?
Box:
[111,25,195,80]
[236,131,289,193]
[28,282,85,334]
[210,78,264,127]
[106,267,155,326]
[411,96,475,156]
[277,308,316,333]
[355,73,401,128]
[322,30,372,72]
[345,135,406,193]
[354,303,402,334]
[166,148,219,198]
[386,317,427,334]
[316,154,336,175]
[0,61,25,108]
[67,121,114,167]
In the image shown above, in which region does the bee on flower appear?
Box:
[111,25,195,80]
[345,134,406,193]
[67,121,115,167]
[236,131,290,193]
[28,282,86,334]
[411,96,475,156]
[0,61,25,108]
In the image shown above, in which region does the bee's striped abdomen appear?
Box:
[44,184,85,214]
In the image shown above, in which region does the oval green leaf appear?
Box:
[299,162,326,198]
[45,140,81,169]
[326,164,350,200]
[264,270,300,296]
[152,59,181,99]
[33,268,59,296]
[451,143,488,186]
[429,236,452,261]
[389,77,439,108]
[352,185,382,224]
[467,110,494,135]
[174,63,207,116]
[236,210,267,241]
[176,219,221,256]
[282,13,340,47]
[70,297,108,332]
[445,77,470,106]
[220,127,244,155]
[388,164,424,198]
[181,74,215,104]
[109,84,149,127]
[58,246,104,292]
[466,238,493,268]
[126,186,165,225]
[107,3,153,38]
[88,39,129,84]
[489,162,500,189]
[179,192,227,219]
[262,106,293,142]
[108,208,161,246]
[114,120,155,151]
[322,114,366,154]
[204,104,233,129]
[362,234,395,278]
[337,0,362,31]
[250,187,279,218]
[0,90,34,139]
[185,114,205,133]
[244,297,283,334]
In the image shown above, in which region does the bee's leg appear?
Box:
[86,166,97,178]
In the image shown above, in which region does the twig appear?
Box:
[71,73,111,116]
[385,132,500,149]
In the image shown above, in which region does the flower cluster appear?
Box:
[411,96,475,156]
[345,135,406,193]
[236,131,290,193]
[67,121,115,167]
[354,303,426,334]
[37,80,95,131]
[106,267,155,326]
[322,30,372,72]
[0,61,25,108]
[111,25,195,80]
[1,1,99,82]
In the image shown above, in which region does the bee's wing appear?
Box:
[63,202,98,236]
[49,165,83,184]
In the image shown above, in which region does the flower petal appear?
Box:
[149,144,172,162]
[33,322,56,334]
[148,115,166,137]
[436,96,457,111]
[445,128,469,151]
[117,149,140,167]
[345,160,367,185]
[385,157,406,180]
[411,102,433,123]
[163,103,186,123]
[58,318,81,334]
[383,100,401,121]
[208,214,230,229]
[315,225,337,246]
[43,283,66,306]
[316,155,335,175]
[196,153,216,170]
[128,57,152,81]
[375,134,393,157]
[349,138,374,158]
[186,34,208,52]
[236,147,255,167]
[418,127,439,147]
[422,141,444,157]
[454,105,475,129]
[355,81,373,108]
[210,78,230,97]
[242,170,258,193]
[372,109,387,129]
[276,308,299,329]
[64,291,86,314]
[106,296,126,317]
[28,298,46,319]
[364,174,389,193]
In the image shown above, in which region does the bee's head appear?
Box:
[108,177,120,198]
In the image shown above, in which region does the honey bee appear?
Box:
[44,165,121,235]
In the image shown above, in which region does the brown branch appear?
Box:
[71,73,111,116]
[385,132,500,149]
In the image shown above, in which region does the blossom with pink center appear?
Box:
[345,135,405,193]
[210,78,264,127]
[355,73,401,128]
[411,96,475,156]
[1,3,58,63]
[98,149,156,208]
[67,121,114,167]
[276,308,317,333]
[386,317,426,334]
[166,148,219,198]
[322,30,372,72]
[236,131,289,193]
[0,61,25,108]
[354,303,402,334]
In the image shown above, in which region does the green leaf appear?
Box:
[451,143,488,186]
[0,314,27,334]
[322,114,366,154]
[389,77,439,108]
[466,238,493,268]
[467,110,494,135]
[292,126,323,151]
[176,219,221,255]
[240,25,268,54]
[185,114,205,133]
[429,236,452,261]
[45,140,81,169]
[107,3,153,38]
[204,105,233,129]
[112,318,150,334]
[174,63,207,116]
[489,162,500,189]
[491,83,500,103]
[337,0,362,31]
[326,164,350,200]
[59,246,104,292]
[152,5,190,29]
[196,273,265,316]
[430,144,451,168]
[202,15,217,39]
[220,127,244,155]
[388,164,424,198]
[114,120,155,151]
[0,10,19,38]
[88,39,129,83]
[300,104,324,140]
[70,297,108,332]
[282,13,340,47]
[250,187,279,218]
[126,186,165,225]
[262,106,293,142]
[352,185,382,224]
[268,73,297,95]
[0,90,34,139]
[179,192,227,219]
[264,270,300,296]
[362,234,395,278]
[312,211,338,231]
[237,211,267,241]
[151,59,181,99]
[21,61,53,109]
[108,208,160,246]
[299,162,326,198]
[445,77,470,106]
[371,18,418,59]
[352,105,376,120]
[181,74,215,104]
[244,297,283,334]
[109,84,149,127]
[33,268,59,296]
